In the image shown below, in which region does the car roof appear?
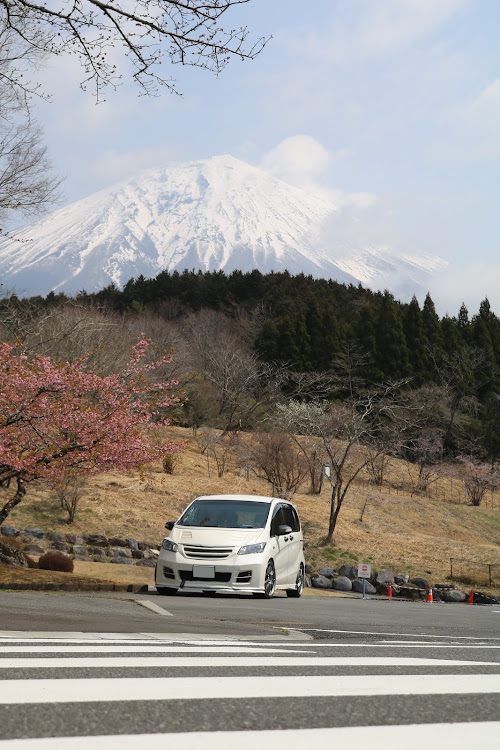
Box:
[193,494,277,504]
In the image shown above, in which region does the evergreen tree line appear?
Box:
[43,268,500,391]
[4,269,500,466]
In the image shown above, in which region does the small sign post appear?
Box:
[357,563,371,600]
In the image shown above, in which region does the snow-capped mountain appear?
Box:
[0,154,447,297]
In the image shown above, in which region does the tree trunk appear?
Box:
[0,475,26,525]
[324,479,342,545]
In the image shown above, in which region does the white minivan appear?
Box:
[155,494,305,598]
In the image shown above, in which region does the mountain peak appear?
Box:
[0,155,446,298]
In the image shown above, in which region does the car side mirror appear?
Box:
[277,524,292,536]
[165,521,175,530]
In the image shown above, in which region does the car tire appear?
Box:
[286,564,304,598]
[260,560,276,599]
[156,586,178,596]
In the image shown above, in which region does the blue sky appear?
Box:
[32,0,499,316]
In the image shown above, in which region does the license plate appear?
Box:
[193,565,215,579]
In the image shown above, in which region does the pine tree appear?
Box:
[375,292,410,379]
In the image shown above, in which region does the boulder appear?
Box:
[93,555,109,564]
[46,531,64,543]
[24,527,45,540]
[66,534,85,545]
[136,558,157,567]
[72,554,91,561]
[352,578,377,595]
[1,526,20,537]
[441,589,467,603]
[311,575,331,590]
[109,547,132,558]
[138,541,160,551]
[85,534,108,547]
[332,576,352,591]
[305,564,314,575]
[394,573,409,585]
[126,537,139,550]
[338,565,358,580]
[71,545,89,556]
[110,557,134,565]
[411,577,431,590]
[132,549,144,559]
[108,537,127,547]
[318,567,337,579]
[375,570,394,585]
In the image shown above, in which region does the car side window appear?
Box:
[281,504,299,532]
[270,505,284,537]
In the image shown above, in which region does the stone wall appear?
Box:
[0,525,159,567]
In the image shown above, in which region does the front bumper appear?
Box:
[155,549,268,592]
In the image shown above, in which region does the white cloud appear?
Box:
[453,78,500,159]
[284,0,468,65]
[260,135,375,209]
[260,135,331,185]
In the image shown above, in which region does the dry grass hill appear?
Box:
[2,426,500,593]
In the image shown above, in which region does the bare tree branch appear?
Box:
[0,1,269,100]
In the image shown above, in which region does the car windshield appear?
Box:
[178,499,271,529]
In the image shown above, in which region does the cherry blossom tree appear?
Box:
[0,338,181,523]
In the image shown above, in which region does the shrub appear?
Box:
[38,552,74,573]
[162,454,176,474]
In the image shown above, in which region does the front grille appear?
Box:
[182,544,233,560]
[180,571,232,583]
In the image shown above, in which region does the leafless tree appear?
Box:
[276,381,409,544]
[396,385,447,495]
[455,457,499,507]
[51,472,88,524]
[179,310,282,433]
[248,431,308,499]
[0,29,60,231]
[0,1,268,101]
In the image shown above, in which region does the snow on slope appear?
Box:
[0,154,447,297]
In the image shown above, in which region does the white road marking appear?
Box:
[1,656,494,669]
[1,723,499,750]
[0,645,311,654]
[134,600,173,616]
[1,673,499,704]
[298,628,500,641]
[0,636,276,648]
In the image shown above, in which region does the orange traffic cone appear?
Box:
[468,589,474,605]
[427,587,433,603]
[387,582,392,599]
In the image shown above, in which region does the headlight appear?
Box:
[162,538,178,552]
[237,542,266,555]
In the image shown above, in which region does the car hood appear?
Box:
[168,527,266,547]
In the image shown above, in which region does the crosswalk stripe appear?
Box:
[0,645,310,654]
[1,722,500,750]
[1,656,495,669]
[1,673,499,704]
